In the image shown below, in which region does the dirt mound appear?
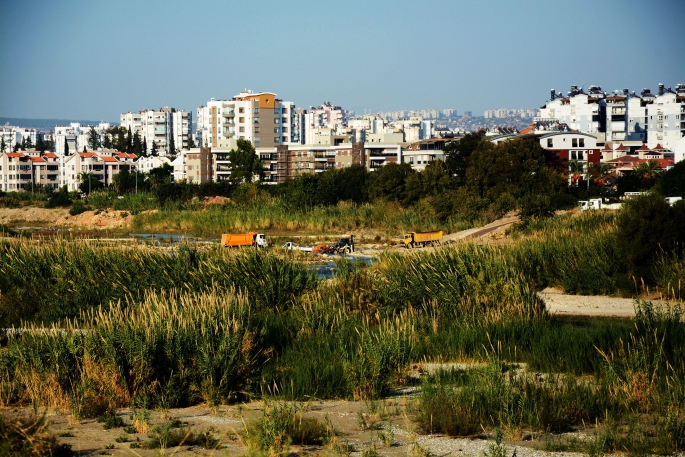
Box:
[203,196,231,208]
[55,209,135,229]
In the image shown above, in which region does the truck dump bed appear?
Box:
[221,233,257,247]
[412,231,443,243]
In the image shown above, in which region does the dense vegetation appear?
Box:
[1,208,684,453]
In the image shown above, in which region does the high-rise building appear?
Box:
[54,122,111,156]
[120,108,192,155]
[196,90,297,149]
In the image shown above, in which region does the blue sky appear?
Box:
[1,0,684,121]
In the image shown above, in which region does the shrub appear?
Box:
[0,414,72,457]
[615,193,682,282]
[69,201,88,216]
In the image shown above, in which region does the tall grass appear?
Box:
[132,198,475,236]
[0,239,316,326]
[1,210,684,454]
[3,288,254,410]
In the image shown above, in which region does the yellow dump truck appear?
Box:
[402,231,443,248]
[221,232,268,248]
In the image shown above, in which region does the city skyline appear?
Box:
[1,0,684,121]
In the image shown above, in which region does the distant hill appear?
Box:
[0,117,117,131]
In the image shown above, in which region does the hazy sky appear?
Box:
[1,0,684,121]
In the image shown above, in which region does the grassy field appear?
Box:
[0,210,684,454]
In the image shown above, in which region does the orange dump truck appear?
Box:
[402,231,443,248]
[220,232,268,248]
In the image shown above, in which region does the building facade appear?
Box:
[120,107,192,155]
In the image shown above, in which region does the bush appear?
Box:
[0,414,72,457]
[69,201,89,216]
[45,186,72,208]
[615,193,683,282]
[86,191,116,209]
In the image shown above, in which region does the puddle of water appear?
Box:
[310,256,376,279]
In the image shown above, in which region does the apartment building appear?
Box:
[538,85,605,134]
[54,122,111,156]
[62,150,137,191]
[0,150,60,191]
[120,107,192,154]
[647,83,685,152]
[196,91,297,150]
[0,126,41,151]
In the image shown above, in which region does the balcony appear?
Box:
[222,111,235,117]
[223,120,235,126]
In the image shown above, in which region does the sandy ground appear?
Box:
[3,397,595,457]
[0,206,134,230]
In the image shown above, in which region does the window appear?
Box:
[274,127,280,133]
[254,127,260,133]
[578,152,584,160]
[274,118,280,124]
[571,151,577,160]
[579,138,585,147]
[254,108,260,114]
[239,107,244,113]
[254,137,260,143]
[254,118,260,124]
[274,137,280,143]
[282,136,287,142]
[282,117,288,124]
[572,138,578,147]
[547,139,553,147]
[239,117,245,123]
[239,127,245,132]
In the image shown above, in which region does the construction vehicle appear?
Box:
[579,199,602,211]
[329,235,355,254]
[221,232,268,248]
[402,231,443,248]
[281,241,313,252]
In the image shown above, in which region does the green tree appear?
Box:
[567,159,586,186]
[228,139,264,184]
[443,130,486,182]
[126,127,133,153]
[634,160,659,179]
[0,136,6,153]
[148,163,173,189]
[63,137,69,155]
[616,193,681,282]
[187,136,196,149]
[168,136,176,157]
[132,132,143,156]
[657,160,685,197]
[13,142,20,152]
[35,135,46,152]
[102,133,112,149]
[78,172,104,195]
[142,137,148,157]
[466,137,565,202]
[87,126,100,150]
[151,140,158,156]
[366,162,414,202]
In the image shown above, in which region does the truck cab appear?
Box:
[255,233,268,248]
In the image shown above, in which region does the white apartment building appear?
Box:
[62,150,137,191]
[647,83,685,152]
[538,86,604,135]
[0,126,40,151]
[136,155,172,174]
[54,122,111,156]
[196,91,297,150]
[120,107,192,155]
[0,150,60,191]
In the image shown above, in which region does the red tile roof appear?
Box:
[615,143,628,151]
[653,143,666,151]
[100,156,118,162]
[636,143,651,151]
[28,156,46,163]
[5,152,24,158]
[601,144,613,151]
